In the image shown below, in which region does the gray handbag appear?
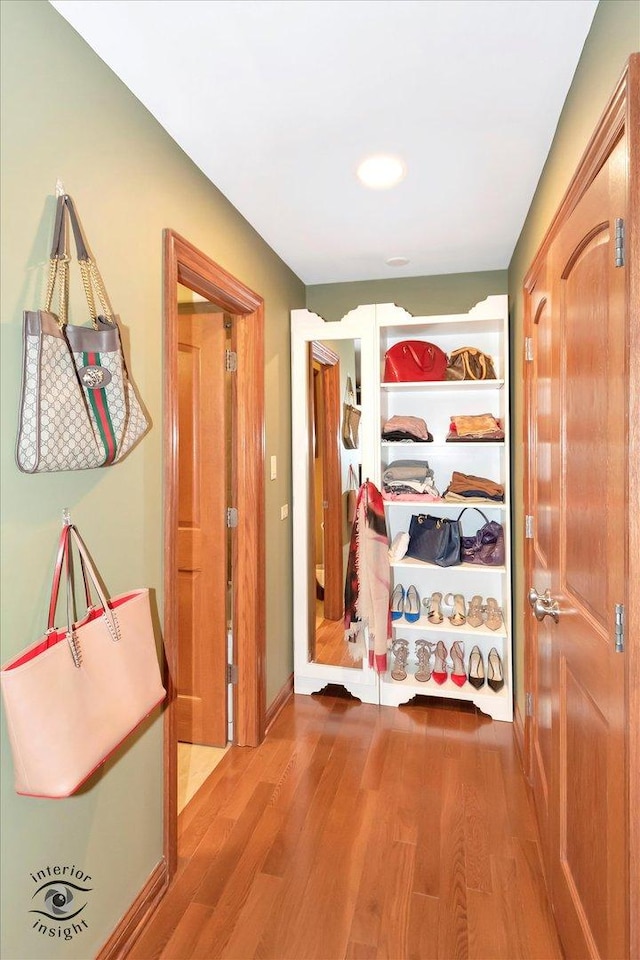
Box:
[341,376,361,450]
[16,195,148,473]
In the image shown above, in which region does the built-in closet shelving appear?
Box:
[290,295,512,721]
[375,298,512,721]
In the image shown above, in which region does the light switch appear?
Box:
[280,504,289,520]
[270,455,277,480]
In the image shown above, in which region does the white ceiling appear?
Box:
[50,0,598,285]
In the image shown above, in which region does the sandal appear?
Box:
[450,641,466,687]
[467,645,485,689]
[390,638,410,681]
[415,639,434,682]
[485,597,503,632]
[487,647,505,692]
[432,640,448,685]
[467,595,484,629]
[444,593,466,627]
[427,592,444,625]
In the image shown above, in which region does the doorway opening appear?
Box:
[163,230,265,876]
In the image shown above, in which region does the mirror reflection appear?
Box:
[309,339,362,667]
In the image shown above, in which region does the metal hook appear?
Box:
[62,507,72,526]
[55,179,66,198]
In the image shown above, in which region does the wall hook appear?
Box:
[55,178,66,198]
[62,507,72,526]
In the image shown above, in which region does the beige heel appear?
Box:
[485,598,503,631]
[427,592,444,625]
[467,595,484,628]
[391,638,410,681]
[445,592,466,627]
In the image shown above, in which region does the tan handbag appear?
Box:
[446,346,497,381]
[341,376,361,449]
[0,523,165,798]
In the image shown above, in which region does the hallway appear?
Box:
[130,692,561,959]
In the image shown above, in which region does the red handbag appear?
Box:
[383,340,448,382]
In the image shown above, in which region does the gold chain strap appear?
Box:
[44,255,71,329]
[79,258,113,327]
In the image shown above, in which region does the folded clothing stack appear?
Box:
[382,415,433,443]
[382,459,440,501]
[443,471,504,502]
[446,413,504,441]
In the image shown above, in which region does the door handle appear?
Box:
[528,587,560,624]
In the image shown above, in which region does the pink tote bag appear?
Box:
[0,524,166,798]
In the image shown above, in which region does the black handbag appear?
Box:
[406,513,462,567]
[459,508,505,566]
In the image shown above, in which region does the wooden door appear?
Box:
[525,129,629,956]
[176,309,228,746]
[525,265,555,851]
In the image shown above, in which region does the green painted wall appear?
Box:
[0,1,303,957]
[306,270,507,322]
[508,0,639,715]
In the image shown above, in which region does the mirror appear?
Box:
[308,338,362,667]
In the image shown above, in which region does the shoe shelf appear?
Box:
[391,617,508,640]
[378,669,512,721]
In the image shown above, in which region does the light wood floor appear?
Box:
[130,692,562,960]
[178,743,230,813]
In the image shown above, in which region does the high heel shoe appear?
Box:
[487,647,505,692]
[432,640,448,685]
[404,585,420,623]
[485,598,503,632]
[427,592,444,625]
[391,638,410,681]
[390,584,405,621]
[444,593,466,627]
[467,595,484,629]
[467,645,485,689]
[450,641,466,687]
[415,639,434,682]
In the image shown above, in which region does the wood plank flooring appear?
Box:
[130,692,562,960]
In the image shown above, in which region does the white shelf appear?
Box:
[390,617,507,640]
[382,441,505,449]
[391,557,506,574]
[384,499,506,510]
[381,379,504,392]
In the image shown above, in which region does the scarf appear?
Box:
[343,480,391,672]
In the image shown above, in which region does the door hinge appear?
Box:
[614,218,625,268]
[225,349,238,372]
[615,603,625,653]
[226,507,238,528]
[525,692,534,718]
[226,663,238,685]
[525,515,534,539]
[525,337,534,362]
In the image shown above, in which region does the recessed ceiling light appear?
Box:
[386,256,410,267]
[357,154,406,190]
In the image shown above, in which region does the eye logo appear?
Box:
[30,880,91,921]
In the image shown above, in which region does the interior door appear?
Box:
[176,307,228,746]
[527,134,628,958]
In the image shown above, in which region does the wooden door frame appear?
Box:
[310,341,343,621]
[522,55,639,958]
[163,229,265,877]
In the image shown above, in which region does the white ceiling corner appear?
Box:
[49,0,599,284]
